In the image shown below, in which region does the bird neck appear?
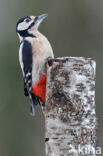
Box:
[18,30,37,43]
[28,29,42,37]
[18,29,44,43]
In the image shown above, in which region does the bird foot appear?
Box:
[39,56,53,75]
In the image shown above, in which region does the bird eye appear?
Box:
[25,18,31,23]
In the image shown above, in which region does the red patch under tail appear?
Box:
[32,73,46,104]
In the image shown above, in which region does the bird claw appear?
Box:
[39,56,53,75]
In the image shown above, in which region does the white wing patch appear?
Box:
[19,43,24,75]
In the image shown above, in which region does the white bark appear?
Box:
[45,57,97,156]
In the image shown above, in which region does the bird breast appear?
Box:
[27,33,54,85]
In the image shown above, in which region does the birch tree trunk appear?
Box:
[44,57,97,156]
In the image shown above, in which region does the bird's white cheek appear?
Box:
[17,21,33,31]
[18,22,28,31]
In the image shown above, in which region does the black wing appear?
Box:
[22,40,38,115]
[22,40,32,95]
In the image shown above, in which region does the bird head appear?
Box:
[16,14,48,40]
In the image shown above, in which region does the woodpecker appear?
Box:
[16,14,54,115]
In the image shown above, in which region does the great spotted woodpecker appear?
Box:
[16,14,54,115]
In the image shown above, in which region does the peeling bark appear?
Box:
[45,57,97,156]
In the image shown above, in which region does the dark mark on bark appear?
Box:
[47,59,54,66]
[47,58,69,67]
[53,92,65,101]
[45,137,49,142]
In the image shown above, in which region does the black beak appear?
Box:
[37,14,48,20]
[35,14,48,24]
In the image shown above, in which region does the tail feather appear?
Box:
[30,103,35,116]
[29,93,41,116]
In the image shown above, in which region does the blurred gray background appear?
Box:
[0,0,102,155]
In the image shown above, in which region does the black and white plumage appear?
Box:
[22,40,32,95]
[16,14,54,115]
